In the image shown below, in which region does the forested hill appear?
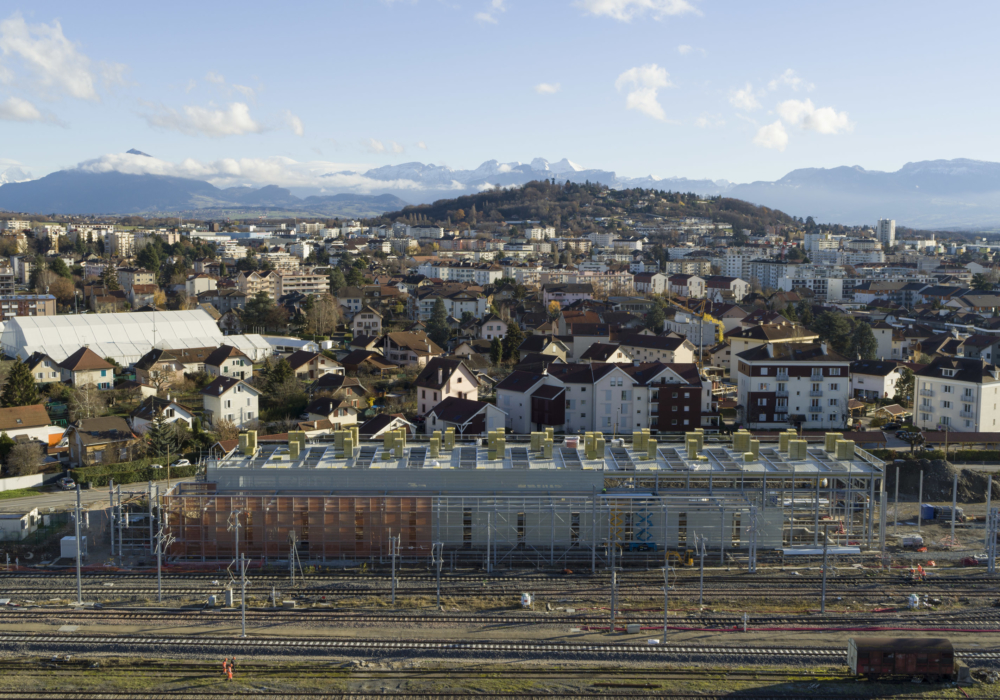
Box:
[375,180,801,235]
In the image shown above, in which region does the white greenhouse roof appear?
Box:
[0,310,271,365]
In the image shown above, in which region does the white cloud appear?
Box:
[143,102,264,138]
[615,64,672,121]
[476,0,505,23]
[768,68,814,92]
[753,120,788,151]
[0,12,100,100]
[576,0,697,21]
[74,151,466,194]
[534,82,560,94]
[185,79,197,93]
[777,98,851,134]
[390,141,405,154]
[205,71,225,85]
[677,44,692,54]
[366,138,386,154]
[285,110,304,137]
[694,113,724,128]
[0,95,42,122]
[728,83,760,111]
[417,141,428,150]
[233,84,255,99]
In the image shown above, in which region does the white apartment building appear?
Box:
[107,230,134,257]
[525,226,556,240]
[275,272,330,298]
[587,232,617,248]
[0,220,30,233]
[407,225,445,239]
[877,218,896,249]
[736,342,851,430]
[259,252,300,271]
[415,261,503,286]
[664,259,712,276]
[202,377,260,429]
[915,357,1000,432]
[777,269,845,302]
[289,242,314,260]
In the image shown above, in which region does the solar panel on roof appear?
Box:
[354,445,379,469]
[458,447,478,469]
[510,447,529,469]
[407,447,427,469]
[560,447,582,469]
[609,447,634,470]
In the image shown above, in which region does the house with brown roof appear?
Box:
[0,404,60,444]
[725,322,819,376]
[134,348,185,389]
[67,416,139,466]
[383,331,443,367]
[23,352,62,386]
[424,397,506,436]
[129,395,196,434]
[286,349,343,380]
[341,350,397,375]
[303,397,358,430]
[415,357,479,417]
[59,347,115,389]
[205,345,252,380]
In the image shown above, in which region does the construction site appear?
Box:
[161,428,887,568]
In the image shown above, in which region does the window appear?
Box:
[672,392,678,398]
[759,383,768,391]
[966,420,972,427]
[944,385,953,393]
[224,400,231,409]
[942,400,952,409]
[759,414,766,421]
[761,368,768,375]
[943,368,956,377]
[673,405,679,411]
[684,392,690,398]
[921,412,931,421]
[684,405,690,412]
[757,398,767,406]
[829,383,839,391]
[830,368,841,376]
[672,419,678,425]
[812,383,820,391]
[101,370,107,377]
[941,416,951,426]
[965,387,974,397]
[580,413,586,417]
[830,414,837,422]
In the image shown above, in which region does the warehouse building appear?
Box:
[162,429,885,567]
[0,309,272,365]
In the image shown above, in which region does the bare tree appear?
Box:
[7,442,43,476]
[69,383,107,421]
[304,294,343,336]
[214,418,239,441]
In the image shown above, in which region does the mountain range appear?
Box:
[3,155,1000,228]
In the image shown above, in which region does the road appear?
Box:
[0,478,194,513]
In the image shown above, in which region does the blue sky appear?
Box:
[1,0,997,191]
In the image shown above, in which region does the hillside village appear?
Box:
[0,181,999,479]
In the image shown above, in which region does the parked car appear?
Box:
[56,477,75,490]
[149,464,164,470]
[170,459,191,468]
[882,422,900,431]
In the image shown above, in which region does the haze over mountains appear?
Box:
[2,155,1000,228]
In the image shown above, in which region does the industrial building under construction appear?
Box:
[162,428,886,569]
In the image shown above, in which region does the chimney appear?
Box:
[821,341,828,354]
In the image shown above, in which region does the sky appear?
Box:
[1,0,999,192]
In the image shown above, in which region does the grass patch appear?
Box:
[0,487,45,500]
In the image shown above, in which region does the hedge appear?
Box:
[70,459,200,487]
[866,448,1000,463]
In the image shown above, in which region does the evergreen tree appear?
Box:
[780,305,798,323]
[0,358,39,408]
[329,267,346,296]
[502,323,523,362]
[851,322,878,360]
[812,311,854,356]
[489,336,504,365]
[0,431,13,463]
[645,303,666,332]
[427,298,450,348]
[346,266,365,288]
[100,266,120,291]
[219,262,228,277]
[795,299,813,326]
[145,408,177,457]
[267,357,294,393]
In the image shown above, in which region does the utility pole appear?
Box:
[894,466,899,535]
[917,470,923,532]
[148,481,155,556]
[240,553,247,638]
[155,491,175,605]
[662,563,669,638]
[390,532,399,605]
[228,510,243,612]
[109,479,115,557]
[951,473,958,544]
[74,485,82,606]
[698,533,706,609]
[821,523,830,614]
[117,485,124,567]
[433,542,443,611]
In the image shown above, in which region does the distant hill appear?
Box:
[0,170,408,217]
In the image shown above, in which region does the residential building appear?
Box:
[616,333,696,364]
[664,259,712,276]
[24,352,62,386]
[479,314,508,341]
[850,360,905,401]
[415,357,480,416]
[117,268,155,292]
[358,414,416,440]
[237,270,278,298]
[59,347,115,389]
[134,349,186,389]
[383,332,443,367]
[736,342,851,430]
[276,271,330,298]
[185,274,217,296]
[286,350,343,380]
[304,397,358,430]
[0,294,56,321]
[542,283,594,308]
[877,218,896,249]
[633,272,668,295]
[107,230,135,257]
[424,397,506,436]
[667,274,706,299]
[198,288,247,312]
[517,335,570,362]
[914,357,1000,432]
[351,306,383,335]
[205,345,253,380]
[411,284,487,321]
[201,377,260,429]
[129,396,195,434]
[725,323,819,376]
[579,343,632,364]
[67,416,139,467]
[704,276,750,303]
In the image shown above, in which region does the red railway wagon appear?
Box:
[848,637,954,681]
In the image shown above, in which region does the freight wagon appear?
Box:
[847,637,968,682]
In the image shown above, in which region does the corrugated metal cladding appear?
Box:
[167,493,433,559]
[0,309,271,364]
[208,466,605,494]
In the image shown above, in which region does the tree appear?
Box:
[136,244,163,273]
[219,262,228,277]
[779,305,798,323]
[645,303,666,332]
[266,358,294,393]
[502,323,523,362]
[490,336,504,365]
[811,311,854,356]
[145,409,177,457]
[427,298,451,348]
[69,383,107,421]
[894,366,915,407]
[0,432,14,464]
[0,358,39,408]
[850,322,878,360]
[346,266,365,288]
[328,267,346,296]
[243,291,286,332]
[972,273,993,292]
[48,258,72,279]
[213,417,239,441]
[7,442,43,476]
[795,299,813,326]
[100,267,120,291]
[547,300,562,320]
[303,294,342,337]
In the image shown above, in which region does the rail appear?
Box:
[854,446,885,470]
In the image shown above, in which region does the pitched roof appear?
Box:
[204,345,249,367]
[850,359,902,377]
[579,343,623,362]
[286,349,323,370]
[358,414,415,437]
[305,397,352,416]
[728,324,817,342]
[129,396,193,422]
[72,416,134,446]
[340,349,396,369]
[914,356,1000,384]
[201,376,258,397]
[0,404,50,431]
[59,347,114,372]
[495,370,547,393]
[385,331,443,355]
[736,342,850,363]
[617,333,688,351]
[415,357,476,390]
[427,396,492,424]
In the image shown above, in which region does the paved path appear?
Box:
[0,478,194,513]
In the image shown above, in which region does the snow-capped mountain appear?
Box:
[0,167,32,185]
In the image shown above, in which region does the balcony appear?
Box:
[920,388,934,397]
[809,390,823,397]
[960,410,975,419]
[810,373,823,381]
[775,390,789,398]
[808,405,823,412]
[776,372,789,381]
